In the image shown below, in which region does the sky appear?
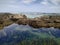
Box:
[0,0,60,13]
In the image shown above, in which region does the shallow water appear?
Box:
[0,23,60,45]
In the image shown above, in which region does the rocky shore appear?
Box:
[0,13,60,29]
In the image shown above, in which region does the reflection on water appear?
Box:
[0,23,60,45]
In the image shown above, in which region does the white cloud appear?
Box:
[50,0,60,5]
[21,0,37,4]
[40,0,51,6]
[0,0,60,13]
[41,0,48,5]
[40,0,60,5]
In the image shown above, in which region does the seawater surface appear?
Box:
[0,23,60,45]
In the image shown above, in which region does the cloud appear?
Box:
[40,0,60,6]
[21,0,37,4]
[40,0,49,5]
[50,0,60,5]
[0,0,60,5]
[0,0,60,13]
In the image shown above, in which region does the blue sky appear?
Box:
[0,0,60,13]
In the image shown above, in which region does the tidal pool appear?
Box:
[0,23,60,45]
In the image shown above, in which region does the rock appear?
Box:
[0,13,60,29]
